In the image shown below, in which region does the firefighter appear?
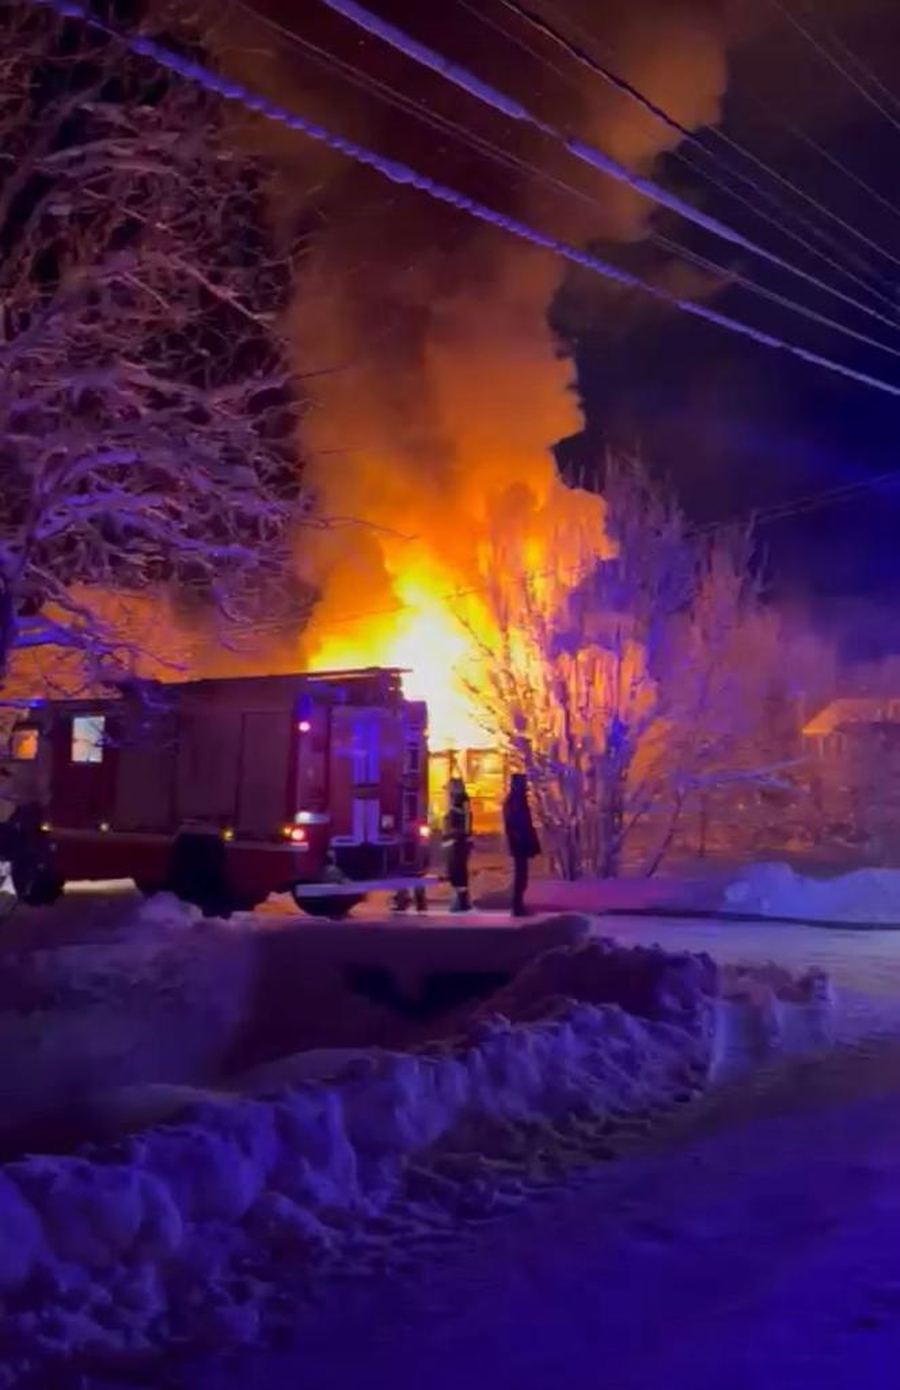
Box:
[442,776,473,912]
[503,772,541,917]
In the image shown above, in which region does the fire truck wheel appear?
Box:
[291,891,365,920]
[11,854,63,907]
[168,833,233,919]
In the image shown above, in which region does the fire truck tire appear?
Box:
[291,890,365,920]
[167,833,233,919]
[11,854,63,907]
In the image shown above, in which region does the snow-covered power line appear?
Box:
[495,0,900,278]
[768,0,900,139]
[244,0,895,319]
[230,0,900,363]
[456,0,899,312]
[29,0,900,402]
[649,234,900,364]
[310,0,900,341]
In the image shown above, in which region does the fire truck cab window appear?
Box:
[71,715,105,764]
[10,727,38,761]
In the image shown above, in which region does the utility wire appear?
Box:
[649,233,900,363]
[309,0,900,341]
[33,0,900,402]
[821,19,900,121]
[270,467,900,632]
[231,0,900,364]
[459,0,894,303]
[496,0,900,279]
[768,0,900,138]
[489,0,900,307]
[739,90,900,230]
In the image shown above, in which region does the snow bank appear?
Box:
[484,937,835,1078]
[0,932,835,1378]
[0,896,592,1152]
[723,863,900,925]
[0,894,255,1151]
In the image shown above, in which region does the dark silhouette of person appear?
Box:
[442,776,473,912]
[503,772,541,916]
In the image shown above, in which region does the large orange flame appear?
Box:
[295,238,614,748]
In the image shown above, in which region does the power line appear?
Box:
[459,0,897,306]
[495,0,900,282]
[821,17,900,122]
[34,0,900,402]
[697,467,900,534]
[232,0,900,363]
[310,0,900,342]
[649,233,900,363]
[768,0,900,138]
[283,467,900,631]
[739,91,900,231]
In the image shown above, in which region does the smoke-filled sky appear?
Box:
[207,0,900,657]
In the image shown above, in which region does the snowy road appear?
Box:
[142,1031,900,1390]
[83,914,900,1390]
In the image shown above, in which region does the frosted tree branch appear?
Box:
[0,0,314,689]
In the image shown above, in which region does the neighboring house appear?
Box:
[803,698,900,852]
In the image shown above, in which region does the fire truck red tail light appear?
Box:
[283,824,308,844]
[297,720,311,734]
[418,823,431,840]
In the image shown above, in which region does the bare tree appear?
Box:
[467,460,794,879]
[0,1,310,689]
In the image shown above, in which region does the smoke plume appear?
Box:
[205,0,744,738]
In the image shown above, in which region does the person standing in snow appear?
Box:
[442,776,473,912]
[503,772,541,917]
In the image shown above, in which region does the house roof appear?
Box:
[803,697,900,736]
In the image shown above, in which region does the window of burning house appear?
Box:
[10,727,38,761]
[71,715,106,764]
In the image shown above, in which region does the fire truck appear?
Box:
[0,668,432,918]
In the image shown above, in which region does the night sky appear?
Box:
[225,0,900,650]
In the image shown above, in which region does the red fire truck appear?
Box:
[0,668,433,917]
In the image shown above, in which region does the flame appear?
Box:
[306,479,610,749]
[311,563,488,748]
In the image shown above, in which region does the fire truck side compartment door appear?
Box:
[236,710,292,837]
[330,706,406,845]
[176,710,241,824]
[330,707,379,843]
[114,714,176,831]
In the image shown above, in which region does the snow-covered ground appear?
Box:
[604,913,900,1044]
[478,859,900,924]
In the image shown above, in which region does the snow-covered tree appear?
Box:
[468,461,795,878]
[0,0,309,688]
